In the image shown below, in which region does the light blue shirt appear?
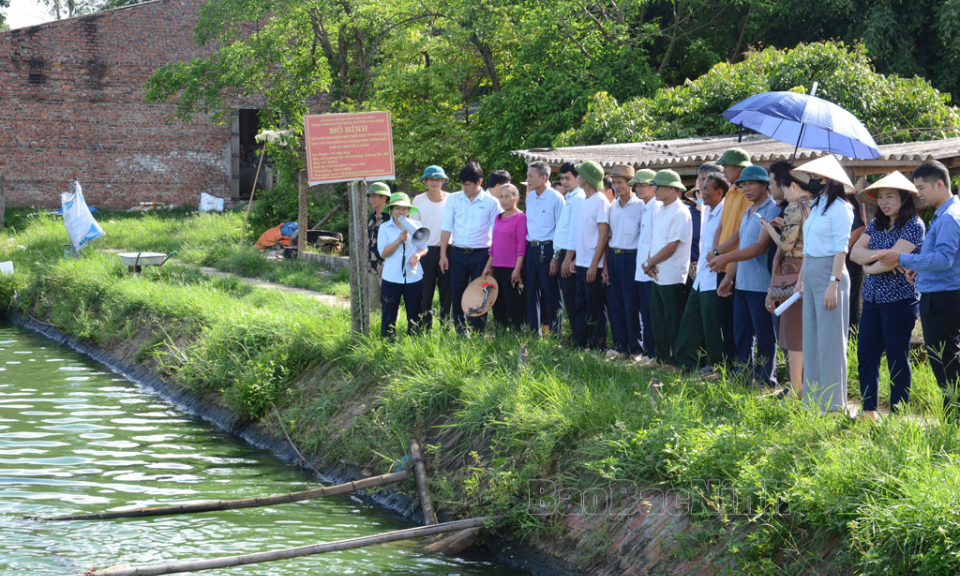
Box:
[692,201,724,292]
[378,218,424,285]
[737,196,782,293]
[553,187,585,250]
[901,195,960,293]
[441,189,502,249]
[608,194,643,249]
[802,197,854,258]
[525,187,565,242]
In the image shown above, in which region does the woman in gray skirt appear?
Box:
[793,156,856,414]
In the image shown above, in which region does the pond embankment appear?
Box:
[3,211,959,576]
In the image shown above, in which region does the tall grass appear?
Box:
[4,210,960,574]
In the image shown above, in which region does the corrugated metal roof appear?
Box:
[514,134,960,176]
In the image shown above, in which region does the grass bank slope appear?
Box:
[2,211,960,575]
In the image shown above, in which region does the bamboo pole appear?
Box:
[408,439,437,525]
[422,527,479,555]
[78,516,498,576]
[239,147,267,243]
[31,469,411,522]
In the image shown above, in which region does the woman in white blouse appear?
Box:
[793,156,856,414]
[378,193,429,337]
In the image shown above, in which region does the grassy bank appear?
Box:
[1,207,350,296]
[3,210,960,575]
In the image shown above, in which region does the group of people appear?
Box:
[367,152,960,419]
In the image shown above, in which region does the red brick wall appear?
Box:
[1,0,242,209]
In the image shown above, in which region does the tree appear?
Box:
[556,42,960,147]
[0,0,9,31]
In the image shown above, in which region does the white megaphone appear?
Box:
[399,217,430,248]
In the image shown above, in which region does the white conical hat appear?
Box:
[858,171,918,206]
[790,154,856,194]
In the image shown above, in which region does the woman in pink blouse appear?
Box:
[483,183,527,329]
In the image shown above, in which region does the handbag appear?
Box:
[769,257,802,301]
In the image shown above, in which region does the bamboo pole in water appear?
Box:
[31,469,411,522]
[78,516,498,576]
[409,439,437,525]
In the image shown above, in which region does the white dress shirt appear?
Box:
[378,217,424,284]
[553,187,585,250]
[692,201,724,292]
[525,187,565,242]
[574,192,611,268]
[634,198,662,282]
[647,200,692,286]
[441,189,503,249]
[802,198,854,258]
[608,194,643,249]
[412,192,448,247]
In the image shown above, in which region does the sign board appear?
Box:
[305,112,395,185]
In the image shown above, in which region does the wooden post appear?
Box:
[79,517,498,576]
[298,169,308,255]
[0,170,5,231]
[32,469,411,522]
[347,180,370,335]
[409,439,437,525]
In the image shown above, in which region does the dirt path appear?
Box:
[197,266,349,308]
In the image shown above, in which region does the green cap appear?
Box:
[629,169,657,185]
[383,192,419,216]
[734,165,770,184]
[717,148,752,167]
[367,182,392,197]
[651,169,686,192]
[576,161,604,190]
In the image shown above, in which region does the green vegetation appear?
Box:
[4,211,960,574]
[0,207,348,298]
[557,42,960,146]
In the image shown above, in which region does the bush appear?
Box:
[557,42,960,147]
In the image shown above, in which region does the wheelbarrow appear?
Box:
[118,250,177,274]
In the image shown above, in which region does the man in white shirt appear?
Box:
[603,164,646,359]
[525,161,565,336]
[552,162,586,344]
[440,161,502,334]
[633,171,661,360]
[639,170,692,367]
[412,165,451,330]
[563,161,610,350]
[673,171,728,374]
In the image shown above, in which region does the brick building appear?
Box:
[0,0,313,209]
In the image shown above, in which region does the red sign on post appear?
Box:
[304,112,395,185]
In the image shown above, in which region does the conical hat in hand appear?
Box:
[461,275,499,317]
[790,154,856,194]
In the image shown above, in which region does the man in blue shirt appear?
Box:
[525,161,565,336]
[710,165,781,386]
[876,161,960,413]
[440,161,502,334]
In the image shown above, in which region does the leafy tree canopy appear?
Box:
[557,42,960,147]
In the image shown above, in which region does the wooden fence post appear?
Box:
[298,170,308,255]
[347,180,370,335]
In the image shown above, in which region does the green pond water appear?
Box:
[0,323,522,576]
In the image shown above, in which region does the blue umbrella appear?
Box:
[722,89,882,160]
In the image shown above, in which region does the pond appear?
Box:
[0,322,522,576]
